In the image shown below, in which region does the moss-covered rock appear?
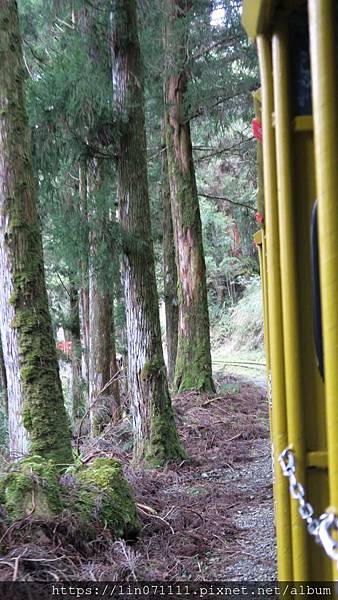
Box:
[0,456,62,521]
[64,458,140,539]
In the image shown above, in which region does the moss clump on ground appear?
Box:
[65,458,140,539]
[0,456,140,543]
[0,456,62,521]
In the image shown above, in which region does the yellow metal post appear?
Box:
[254,230,270,380]
[272,22,308,579]
[309,0,338,580]
[257,35,292,580]
[291,117,330,580]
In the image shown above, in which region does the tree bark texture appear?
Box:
[79,161,90,386]
[109,299,121,417]
[0,0,72,463]
[164,0,215,392]
[0,339,8,417]
[69,286,84,424]
[162,125,178,384]
[111,0,184,465]
[88,160,120,435]
[89,271,114,434]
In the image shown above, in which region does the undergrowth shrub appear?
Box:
[227,276,263,350]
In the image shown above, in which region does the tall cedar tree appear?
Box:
[77,4,121,423]
[162,124,178,384]
[164,0,215,392]
[0,0,72,463]
[79,160,90,385]
[111,0,185,465]
[88,159,120,433]
[69,284,84,423]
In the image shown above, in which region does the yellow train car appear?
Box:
[242,0,338,582]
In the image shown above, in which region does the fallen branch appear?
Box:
[195,136,254,162]
[137,503,157,515]
[137,505,175,535]
[199,396,229,407]
[13,556,20,581]
[224,431,244,443]
[198,192,256,212]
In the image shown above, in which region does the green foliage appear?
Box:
[227,276,263,350]
[140,0,259,337]
[10,0,263,447]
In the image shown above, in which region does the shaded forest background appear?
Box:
[0,0,261,451]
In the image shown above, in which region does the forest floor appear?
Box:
[127,373,277,581]
[0,373,276,581]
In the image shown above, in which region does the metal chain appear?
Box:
[279,447,338,565]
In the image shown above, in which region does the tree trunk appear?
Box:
[0,266,25,456]
[69,286,84,424]
[0,340,8,417]
[79,161,90,386]
[0,0,72,464]
[88,160,120,434]
[164,0,215,392]
[111,0,184,465]
[89,271,114,434]
[162,125,178,384]
[110,300,121,416]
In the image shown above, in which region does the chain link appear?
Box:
[279,447,338,566]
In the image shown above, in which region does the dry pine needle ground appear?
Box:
[0,375,276,581]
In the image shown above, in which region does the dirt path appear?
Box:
[127,375,277,580]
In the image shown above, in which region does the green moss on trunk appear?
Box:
[0,1,72,464]
[0,456,62,521]
[164,5,215,394]
[140,358,186,467]
[11,252,73,464]
[166,122,214,393]
[111,0,185,465]
[162,125,179,384]
[0,456,140,543]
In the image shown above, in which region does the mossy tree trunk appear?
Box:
[164,0,215,393]
[0,0,72,464]
[0,276,25,455]
[111,0,185,465]
[162,124,178,384]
